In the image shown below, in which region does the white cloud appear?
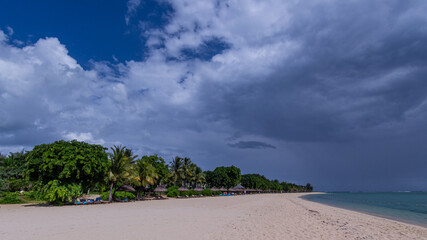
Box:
[0,30,7,42]
[2,0,427,190]
[6,26,13,36]
[125,0,141,25]
[63,131,105,144]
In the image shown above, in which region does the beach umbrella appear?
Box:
[193,187,204,192]
[154,185,168,193]
[210,187,220,191]
[228,187,235,192]
[117,184,136,192]
[233,184,245,191]
[219,187,227,192]
[178,186,189,192]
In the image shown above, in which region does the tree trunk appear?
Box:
[112,186,117,201]
[108,183,114,202]
[137,189,141,200]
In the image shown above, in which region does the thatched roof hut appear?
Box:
[154,186,168,192]
[117,184,136,192]
[210,187,220,191]
[193,187,204,192]
[219,187,227,191]
[233,184,245,191]
[178,186,189,192]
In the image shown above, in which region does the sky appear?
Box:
[1,0,427,191]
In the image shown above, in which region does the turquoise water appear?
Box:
[301,192,427,227]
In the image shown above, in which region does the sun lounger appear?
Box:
[75,199,87,205]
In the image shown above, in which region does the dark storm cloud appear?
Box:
[198,0,427,143]
[228,141,276,149]
[183,0,427,191]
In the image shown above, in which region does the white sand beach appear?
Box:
[1,193,426,240]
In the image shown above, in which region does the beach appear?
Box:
[1,193,426,240]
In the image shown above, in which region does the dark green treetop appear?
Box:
[26,140,109,191]
[205,165,241,188]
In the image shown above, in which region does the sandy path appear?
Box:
[1,193,426,240]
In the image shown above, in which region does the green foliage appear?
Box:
[26,140,109,192]
[0,150,29,191]
[282,182,312,192]
[190,165,205,188]
[168,156,206,188]
[201,188,212,196]
[241,174,311,192]
[100,191,135,201]
[0,192,25,204]
[241,174,263,189]
[270,179,282,191]
[38,180,83,205]
[205,166,241,188]
[280,182,290,192]
[179,189,198,196]
[7,178,30,192]
[23,191,43,201]
[1,139,312,205]
[0,150,28,179]
[141,155,169,184]
[166,186,179,198]
[200,188,221,196]
[169,156,185,186]
[107,145,135,202]
[132,158,158,200]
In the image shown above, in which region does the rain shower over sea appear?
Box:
[302,192,427,227]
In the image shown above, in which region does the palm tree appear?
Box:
[107,145,134,202]
[181,157,193,187]
[132,158,158,200]
[192,166,206,188]
[124,148,138,163]
[169,156,185,186]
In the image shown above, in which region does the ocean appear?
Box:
[301,192,427,227]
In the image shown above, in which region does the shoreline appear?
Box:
[1,193,426,239]
[300,192,427,228]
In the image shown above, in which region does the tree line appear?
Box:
[0,140,313,204]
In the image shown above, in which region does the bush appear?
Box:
[184,189,196,196]
[100,192,109,201]
[212,191,222,196]
[23,191,43,201]
[38,180,83,205]
[201,188,212,196]
[7,178,30,192]
[167,186,179,198]
[100,191,136,201]
[0,192,25,204]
